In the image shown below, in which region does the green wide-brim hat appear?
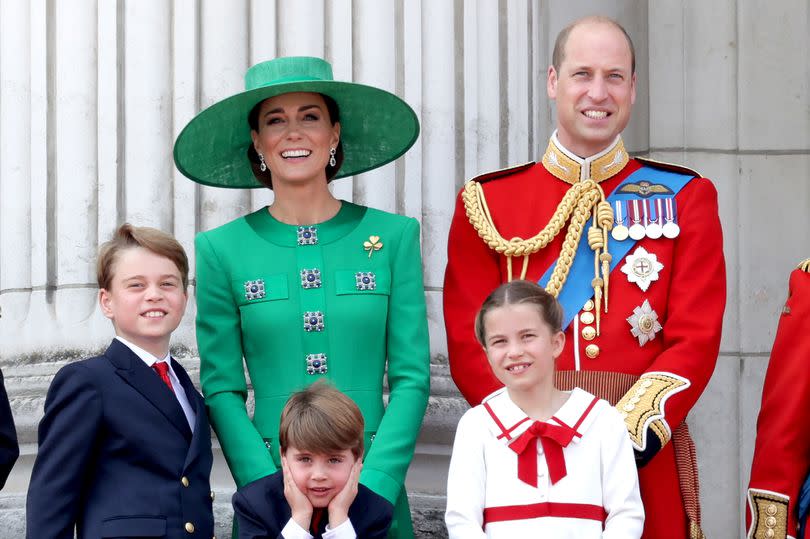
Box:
[173,56,420,189]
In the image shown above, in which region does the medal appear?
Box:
[621,246,664,292]
[645,199,663,239]
[611,200,629,241]
[662,198,680,239]
[628,199,646,240]
[627,299,662,346]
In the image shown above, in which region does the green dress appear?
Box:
[195,201,430,537]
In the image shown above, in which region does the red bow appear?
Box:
[508,421,576,487]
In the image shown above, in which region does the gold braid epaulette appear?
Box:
[798,258,810,272]
[462,178,615,322]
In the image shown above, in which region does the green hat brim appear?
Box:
[173,80,419,189]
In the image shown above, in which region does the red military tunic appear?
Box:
[444,134,726,539]
[747,261,810,539]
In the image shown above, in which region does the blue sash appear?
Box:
[538,166,695,329]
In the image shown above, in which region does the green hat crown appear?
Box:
[173,56,420,189]
[245,57,334,89]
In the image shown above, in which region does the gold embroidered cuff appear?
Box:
[747,489,789,539]
[615,372,690,451]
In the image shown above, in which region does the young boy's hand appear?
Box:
[328,459,362,528]
[281,455,313,530]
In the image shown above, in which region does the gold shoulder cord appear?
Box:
[462,179,614,332]
[798,258,810,272]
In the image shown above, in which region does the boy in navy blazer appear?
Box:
[26,223,215,538]
[233,382,393,539]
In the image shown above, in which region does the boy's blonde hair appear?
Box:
[279,381,365,459]
[474,279,564,346]
[97,223,189,291]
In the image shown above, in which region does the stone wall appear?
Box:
[2,1,809,537]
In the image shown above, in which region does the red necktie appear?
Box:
[509,421,575,487]
[152,362,174,393]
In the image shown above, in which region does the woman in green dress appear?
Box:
[173,57,429,537]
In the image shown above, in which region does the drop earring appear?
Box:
[329,147,337,168]
[259,152,267,172]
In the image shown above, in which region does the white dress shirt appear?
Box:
[281,516,356,539]
[115,336,197,432]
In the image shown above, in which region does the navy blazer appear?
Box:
[0,368,19,489]
[233,470,393,539]
[26,339,215,538]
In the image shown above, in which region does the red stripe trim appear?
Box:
[572,396,600,432]
[497,417,530,440]
[483,502,607,525]
[484,401,532,441]
[550,415,575,432]
[483,401,509,437]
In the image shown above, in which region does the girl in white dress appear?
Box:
[445,280,644,538]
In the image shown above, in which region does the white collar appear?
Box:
[115,336,171,367]
[482,387,602,445]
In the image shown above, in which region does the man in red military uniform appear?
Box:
[443,15,725,539]
[747,259,810,539]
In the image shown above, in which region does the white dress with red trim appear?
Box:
[445,387,644,538]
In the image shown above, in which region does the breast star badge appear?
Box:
[621,247,664,292]
[627,300,662,346]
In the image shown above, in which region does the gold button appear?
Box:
[766,503,778,516]
[210,490,215,501]
[181,476,189,487]
[581,326,596,341]
[642,380,653,389]
[579,311,595,325]
[582,300,594,312]
[765,516,777,527]
[185,522,195,533]
[629,396,640,405]
[635,388,646,396]
[766,529,775,538]
[623,403,635,412]
[585,344,600,358]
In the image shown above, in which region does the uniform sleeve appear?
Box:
[746,267,810,538]
[445,410,488,539]
[359,217,430,504]
[0,368,19,489]
[616,178,726,460]
[26,363,102,539]
[599,406,645,539]
[196,233,276,487]
[444,188,504,405]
